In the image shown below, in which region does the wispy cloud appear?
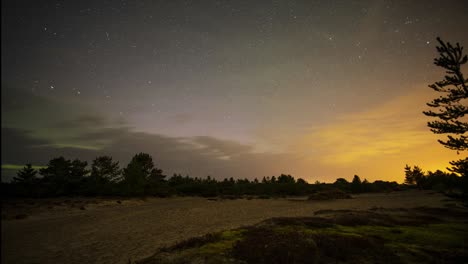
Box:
[292,86,461,180]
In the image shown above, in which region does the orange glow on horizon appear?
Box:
[290,85,463,183]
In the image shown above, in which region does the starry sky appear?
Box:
[2,0,467,182]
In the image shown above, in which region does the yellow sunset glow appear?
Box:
[293,85,463,182]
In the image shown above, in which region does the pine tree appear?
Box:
[351,175,362,193]
[13,163,37,184]
[91,156,121,182]
[39,157,88,195]
[122,153,165,195]
[423,38,467,175]
[404,165,425,188]
[122,160,146,195]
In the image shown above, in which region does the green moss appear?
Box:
[198,229,246,255]
[139,213,468,264]
[220,229,246,240]
[327,223,468,249]
[198,240,237,255]
[272,225,306,234]
[300,221,468,264]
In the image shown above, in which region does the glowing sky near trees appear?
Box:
[2,0,467,182]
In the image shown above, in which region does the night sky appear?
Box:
[2,0,467,182]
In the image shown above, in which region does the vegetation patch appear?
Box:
[232,227,318,264]
[138,208,468,264]
[307,189,352,200]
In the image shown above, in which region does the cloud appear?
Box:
[291,86,462,181]
[3,86,460,184]
[2,164,46,170]
[1,126,99,181]
[1,87,107,151]
[53,115,110,129]
[297,88,434,164]
[1,127,97,165]
[167,113,194,124]
[1,121,305,182]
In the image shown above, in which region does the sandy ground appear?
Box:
[1,191,455,264]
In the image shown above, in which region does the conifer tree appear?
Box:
[13,163,37,184]
[423,38,467,175]
[91,156,121,182]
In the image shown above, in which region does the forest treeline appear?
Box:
[2,152,466,198]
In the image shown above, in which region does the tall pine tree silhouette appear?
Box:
[423,38,467,176]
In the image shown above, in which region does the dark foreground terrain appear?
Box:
[139,207,468,264]
[2,191,466,264]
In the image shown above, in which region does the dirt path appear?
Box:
[1,191,451,264]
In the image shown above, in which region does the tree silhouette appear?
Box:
[351,175,362,193]
[84,156,121,195]
[39,157,72,195]
[122,153,165,195]
[122,160,146,195]
[91,156,121,183]
[70,159,89,181]
[39,157,88,195]
[333,178,349,192]
[39,157,71,179]
[13,163,37,184]
[13,163,39,196]
[270,176,277,183]
[423,37,467,175]
[9,153,456,197]
[296,178,307,184]
[277,174,295,184]
[146,165,166,195]
[404,165,425,188]
[449,157,468,177]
